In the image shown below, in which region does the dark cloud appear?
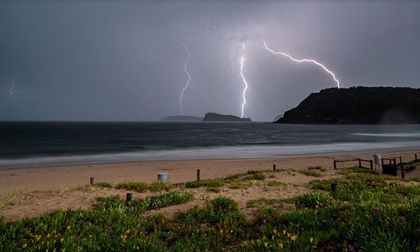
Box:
[1,1,419,121]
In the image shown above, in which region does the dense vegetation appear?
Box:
[202,112,251,122]
[276,86,420,124]
[0,170,419,251]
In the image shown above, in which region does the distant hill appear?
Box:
[202,112,252,122]
[161,115,202,122]
[276,86,420,124]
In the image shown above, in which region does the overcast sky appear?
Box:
[1,0,419,121]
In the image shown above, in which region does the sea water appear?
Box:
[1,122,420,168]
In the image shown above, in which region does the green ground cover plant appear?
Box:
[92,182,113,188]
[299,170,322,177]
[1,171,419,251]
[115,181,149,192]
[115,181,173,192]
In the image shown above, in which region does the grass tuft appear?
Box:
[185,179,224,188]
[93,182,113,188]
[308,166,326,172]
[299,170,322,177]
[115,181,149,192]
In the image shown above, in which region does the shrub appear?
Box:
[265,180,287,188]
[299,170,322,177]
[148,181,173,192]
[207,187,221,193]
[242,173,265,181]
[210,197,238,212]
[185,179,224,188]
[293,192,334,209]
[94,191,193,213]
[115,181,148,192]
[93,182,113,188]
[308,166,326,172]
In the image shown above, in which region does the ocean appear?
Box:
[1,122,420,168]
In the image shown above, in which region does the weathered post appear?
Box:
[400,159,405,180]
[90,177,94,185]
[273,164,276,171]
[370,160,373,170]
[126,193,133,203]
[333,160,337,170]
[197,169,200,181]
[331,183,337,192]
[358,159,362,168]
[415,153,418,161]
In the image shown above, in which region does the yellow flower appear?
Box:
[310,237,314,243]
[290,234,297,241]
[278,242,283,250]
[35,234,41,241]
[22,244,27,248]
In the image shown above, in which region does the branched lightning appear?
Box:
[239,42,249,118]
[179,43,192,115]
[263,41,340,89]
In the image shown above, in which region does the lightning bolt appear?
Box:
[9,79,16,96]
[239,42,249,118]
[263,41,340,89]
[179,43,192,115]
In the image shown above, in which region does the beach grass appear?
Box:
[115,181,173,192]
[92,182,113,188]
[0,169,419,251]
[299,169,323,177]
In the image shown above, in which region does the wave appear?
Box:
[353,132,420,138]
[2,141,420,169]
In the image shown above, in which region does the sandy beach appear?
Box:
[1,149,419,197]
[0,149,419,222]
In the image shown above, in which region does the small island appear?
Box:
[161,115,203,122]
[276,86,420,124]
[202,112,252,122]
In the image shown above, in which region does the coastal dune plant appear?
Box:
[0,170,419,251]
[94,191,193,214]
[293,192,335,209]
[93,182,113,188]
[185,179,224,188]
[115,181,148,192]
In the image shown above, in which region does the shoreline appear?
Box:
[0,149,419,198]
[2,140,420,170]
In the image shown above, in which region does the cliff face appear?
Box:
[202,112,251,122]
[276,86,420,124]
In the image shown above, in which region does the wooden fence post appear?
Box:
[331,183,337,192]
[370,160,373,170]
[273,164,276,171]
[333,160,337,170]
[399,157,405,180]
[358,159,362,168]
[90,177,94,185]
[126,193,133,203]
[197,169,200,181]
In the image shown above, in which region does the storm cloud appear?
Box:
[1,0,420,121]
